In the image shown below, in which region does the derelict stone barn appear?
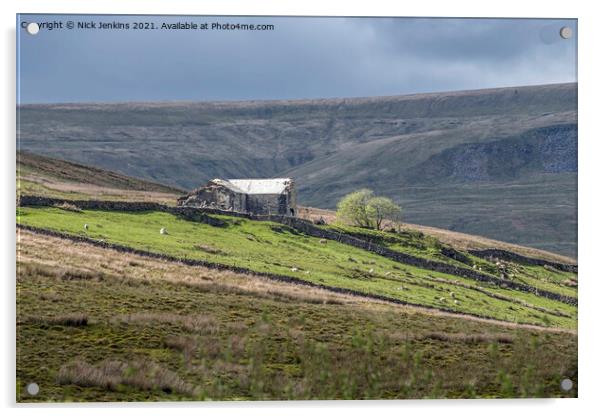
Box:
[178,178,297,216]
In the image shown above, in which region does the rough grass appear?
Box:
[26,313,88,327]
[113,313,219,335]
[418,332,514,344]
[57,359,199,396]
[16,231,577,401]
[17,207,577,328]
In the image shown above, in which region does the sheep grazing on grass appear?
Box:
[319,239,327,245]
[291,267,298,272]
[368,268,374,274]
[83,224,89,231]
[449,292,455,298]
[160,228,168,235]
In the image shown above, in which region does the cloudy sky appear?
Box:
[17,15,577,103]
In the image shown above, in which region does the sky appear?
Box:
[17,15,577,103]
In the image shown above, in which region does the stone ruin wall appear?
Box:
[179,180,297,216]
[178,184,245,212]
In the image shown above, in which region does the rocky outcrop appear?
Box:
[408,124,577,184]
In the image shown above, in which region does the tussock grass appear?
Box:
[28,313,88,327]
[265,289,344,305]
[18,261,108,282]
[57,359,199,396]
[418,332,514,344]
[113,312,219,335]
[164,334,197,353]
[164,334,197,364]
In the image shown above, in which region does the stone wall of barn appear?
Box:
[178,184,245,211]
[246,193,289,215]
[178,179,297,215]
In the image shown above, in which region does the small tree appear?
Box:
[337,189,402,230]
[336,189,374,228]
[366,197,402,230]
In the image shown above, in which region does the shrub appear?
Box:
[336,189,401,230]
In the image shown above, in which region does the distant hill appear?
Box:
[17,83,577,257]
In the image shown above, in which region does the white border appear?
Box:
[3,1,601,415]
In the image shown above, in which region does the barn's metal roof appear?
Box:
[211,178,292,195]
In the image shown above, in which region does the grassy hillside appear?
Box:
[17,230,577,401]
[17,207,577,329]
[298,207,576,265]
[17,83,577,256]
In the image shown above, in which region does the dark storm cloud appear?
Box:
[17,15,576,103]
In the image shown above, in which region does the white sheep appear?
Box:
[368,268,374,274]
[450,292,455,298]
[84,223,89,231]
[319,239,327,244]
[160,227,168,235]
[291,267,298,272]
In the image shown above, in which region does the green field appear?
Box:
[325,222,578,298]
[17,207,577,329]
